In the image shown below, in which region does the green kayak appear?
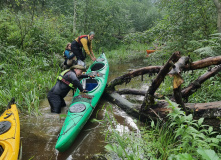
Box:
[55,53,109,152]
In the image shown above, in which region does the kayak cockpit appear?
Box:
[83,78,98,92]
[91,62,105,71]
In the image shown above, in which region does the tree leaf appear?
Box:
[198,118,204,126]
[105,144,114,152]
[197,148,220,160]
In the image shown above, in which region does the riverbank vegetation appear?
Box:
[0,0,220,159]
[101,98,221,159]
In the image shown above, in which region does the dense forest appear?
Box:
[1,0,220,111]
[0,0,220,159]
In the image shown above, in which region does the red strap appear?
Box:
[77,35,88,46]
[61,78,70,86]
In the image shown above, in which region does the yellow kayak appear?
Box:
[0,99,21,160]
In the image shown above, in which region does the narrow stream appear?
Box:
[20,57,149,159]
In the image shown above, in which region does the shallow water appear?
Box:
[20,57,149,160]
[19,54,221,159]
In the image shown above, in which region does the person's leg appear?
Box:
[60,97,66,108]
[71,41,85,61]
[47,91,63,113]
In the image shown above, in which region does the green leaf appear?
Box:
[198,118,204,126]
[151,120,155,128]
[208,126,213,133]
[168,153,193,160]
[197,148,220,160]
[216,135,221,139]
[105,144,114,152]
[117,145,124,157]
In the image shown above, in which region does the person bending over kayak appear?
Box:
[71,31,96,64]
[47,65,90,114]
[63,43,77,69]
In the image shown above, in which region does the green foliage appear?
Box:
[0,8,69,55]
[193,33,221,58]
[102,100,221,159]
[157,65,221,103]
[0,48,61,114]
[125,0,217,53]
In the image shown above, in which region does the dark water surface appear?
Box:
[20,57,149,160]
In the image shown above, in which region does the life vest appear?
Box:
[77,35,88,46]
[57,69,75,89]
[63,50,72,58]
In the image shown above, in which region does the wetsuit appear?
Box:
[47,70,89,113]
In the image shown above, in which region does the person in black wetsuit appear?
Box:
[47,65,90,113]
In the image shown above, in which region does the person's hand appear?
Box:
[92,57,96,61]
[82,90,88,93]
[89,75,95,78]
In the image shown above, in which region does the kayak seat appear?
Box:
[91,63,105,71]
[85,79,98,91]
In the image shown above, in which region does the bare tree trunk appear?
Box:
[168,56,190,111]
[73,0,77,33]
[213,0,221,32]
[140,51,181,111]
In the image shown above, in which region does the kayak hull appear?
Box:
[0,104,20,160]
[55,53,109,152]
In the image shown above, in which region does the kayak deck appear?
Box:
[0,103,20,160]
[55,53,109,152]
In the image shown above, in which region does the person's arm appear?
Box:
[89,42,96,60]
[78,74,94,79]
[79,75,88,79]
[81,39,96,61]
[72,79,84,92]
[64,50,75,59]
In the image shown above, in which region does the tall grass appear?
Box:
[0,49,61,114]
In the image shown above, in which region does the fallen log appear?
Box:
[140,51,181,111]
[116,88,146,96]
[107,66,161,91]
[182,64,221,100]
[104,92,169,122]
[104,92,221,128]
[106,56,221,92]
[116,88,165,99]
[183,56,221,70]
[103,91,151,121]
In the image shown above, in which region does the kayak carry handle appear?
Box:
[7,97,15,109]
